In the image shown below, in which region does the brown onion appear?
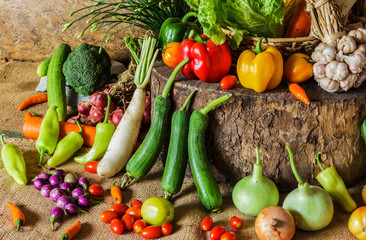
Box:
[255,206,295,240]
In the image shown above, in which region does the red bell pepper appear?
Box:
[179,33,232,83]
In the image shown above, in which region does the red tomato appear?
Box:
[84,161,98,173]
[210,225,225,240]
[220,75,237,90]
[126,207,142,220]
[220,231,237,240]
[230,216,243,230]
[141,225,162,239]
[349,206,366,239]
[130,199,143,208]
[161,222,173,235]
[100,210,119,223]
[133,219,147,233]
[88,184,104,197]
[201,217,213,231]
[110,218,124,235]
[122,213,135,231]
[109,203,129,218]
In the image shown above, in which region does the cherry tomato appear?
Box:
[122,213,135,231]
[100,210,119,223]
[133,219,147,233]
[284,53,313,83]
[349,206,366,239]
[162,42,181,68]
[110,218,124,235]
[126,206,142,220]
[161,222,173,235]
[84,161,98,173]
[210,225,225,240]
[141,225,162,239]
[201,217,213,231]
[220,231,237,240]
[230,216,243,230]
[88,184,104,197]
[130,199,143,208]
[220,75,237,90]
[141,197,175,227]
[109,203,129,218]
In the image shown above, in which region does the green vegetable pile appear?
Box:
[62,43,111,96]
[184,0,285,49]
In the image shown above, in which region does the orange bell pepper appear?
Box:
[236,37,283,92]
[284,53,313,83]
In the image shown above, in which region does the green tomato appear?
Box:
[141,197,175,226]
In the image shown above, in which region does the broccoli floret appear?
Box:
[62,43,111,96]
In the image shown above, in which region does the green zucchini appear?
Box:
[187,94,231,212]
[47,44,71,121]
[362,119,366,144]
[120,58,190,189]
[37,57,51,77]
[161,90,196,200]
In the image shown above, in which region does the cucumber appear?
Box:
[120,58,190,189]
[362,119,366,144]
[37,57,51,77]
[161,90,196,200]
[47,44,71,121]
[187,94,231,212]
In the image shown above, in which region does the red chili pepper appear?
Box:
[179,32,232,83]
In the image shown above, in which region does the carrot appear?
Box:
[22,112,96,147]
[288,82,310,105]
[61,220,81,240]
[18,93,47,111]
[111,181,123,204]
[284,0,311,38]
[6,202,26,230]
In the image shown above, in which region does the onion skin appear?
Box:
[255,206,296,240]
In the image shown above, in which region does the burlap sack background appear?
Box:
[0,60,361,239]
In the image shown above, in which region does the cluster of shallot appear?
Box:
[312,25,366,92]
[33,168,101,231]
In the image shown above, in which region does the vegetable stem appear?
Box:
[180,90,197,111]
[286,145,304,185]
[76,120,83,135]
[162,58,189,98]
[253,146,263,181]
[316,152,325,171]
[253,37,266,54]
[181,12,197,24]
[200,94,232,115]
[104,95,112,123]
[0,134,5,146]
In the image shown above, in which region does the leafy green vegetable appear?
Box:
[184,0,285,49]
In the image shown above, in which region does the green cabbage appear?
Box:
[184,0,285,49]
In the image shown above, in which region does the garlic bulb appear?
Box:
[337,35,357,54]
[311,45,336,63]
[342,53,365,74]
[313,62,327,79]
[325,61,349,81]
[348,28,366,43]
[318,78,340,93]
[339,73,357,91]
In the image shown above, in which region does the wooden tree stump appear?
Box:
[151,61,366,192]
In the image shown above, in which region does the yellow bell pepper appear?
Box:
[237,37,283,92]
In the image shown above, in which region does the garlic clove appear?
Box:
[318,78,340,93]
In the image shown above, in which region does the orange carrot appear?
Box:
[288,82,310,104]
[18,93,47,111]
[61,220,82,240]
[6,202,26,230]
[22,112,96,147]
[111,181,123,204]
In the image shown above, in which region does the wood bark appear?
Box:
[151,61,366,191]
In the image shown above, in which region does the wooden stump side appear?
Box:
[151,62,366,192]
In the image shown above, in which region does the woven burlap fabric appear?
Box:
[0,60,361,239]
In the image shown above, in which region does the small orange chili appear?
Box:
[6,201,26,230]
[111,181,123,204]
[61,220,82,240]
[288,82,310,105]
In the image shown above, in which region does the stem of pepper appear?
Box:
[0,134,5,146]
[104,95,112,124]
[253,37,267,54]
[162,57,190,98]
[200,94,232,115]
[188,30,208,43]
[286,145,304,185]
[316,152,325,171]
[180,90,197,111]
[181,12,197,24]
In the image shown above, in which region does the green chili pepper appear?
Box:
[36,106,60,166]
[74,95,116,164]
[0,135,27,185]
[47,121,84,167]
[159,12,199,48]
[316,152,357,213]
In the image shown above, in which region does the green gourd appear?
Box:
[282,145,334,231]
[232,146,279,217]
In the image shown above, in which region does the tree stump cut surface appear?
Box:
[151,61,366,192]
